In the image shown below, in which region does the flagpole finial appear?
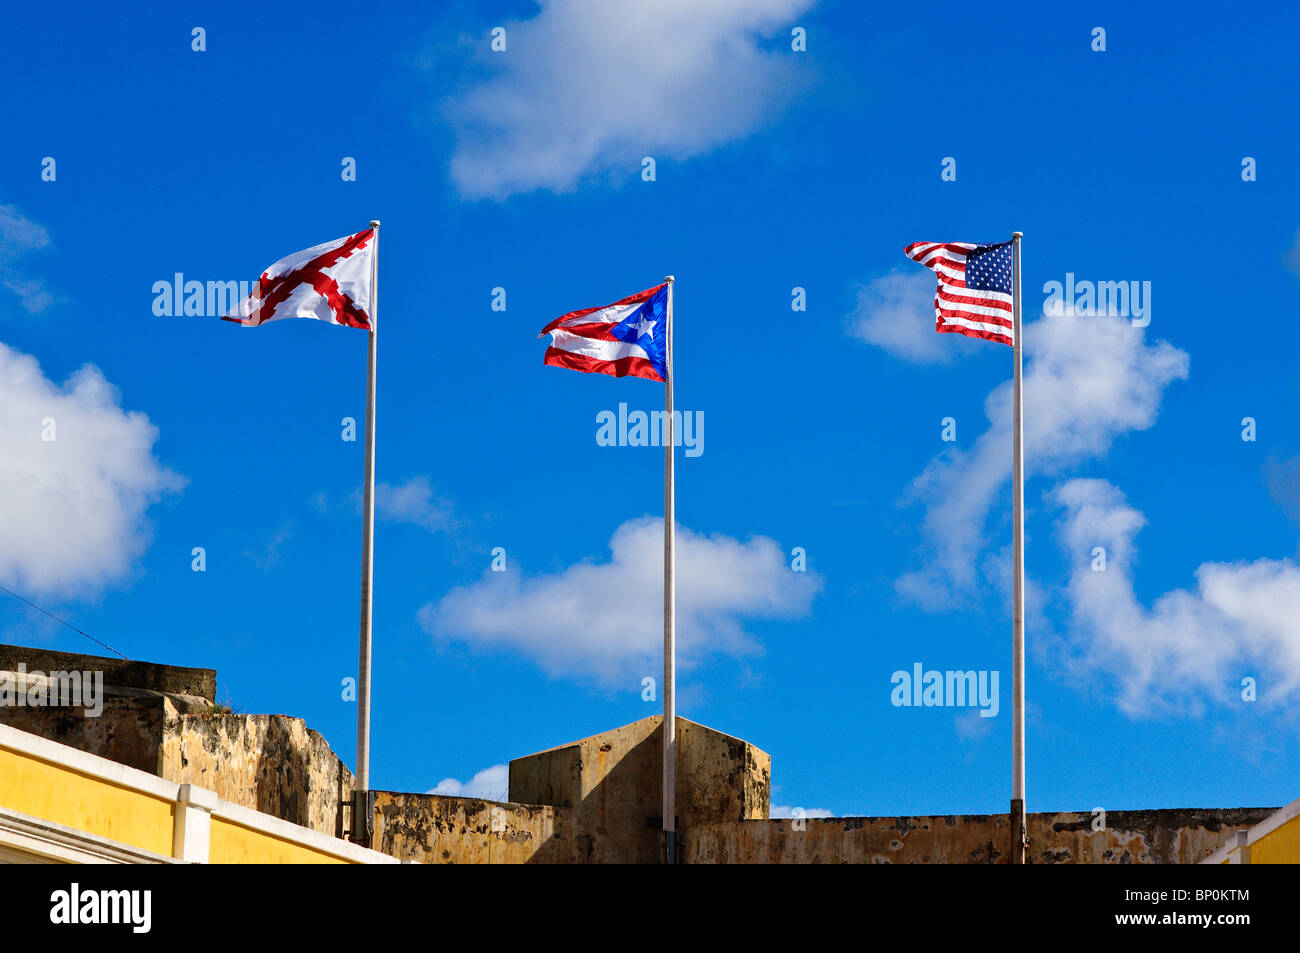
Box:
[664,275,675,283]
[1012,231,1023,239]
[370,220,381,228]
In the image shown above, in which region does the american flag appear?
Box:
[904,240,1015,346]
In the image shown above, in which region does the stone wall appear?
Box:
[1,643,1281,864]
[373,717,773,864]
[0,644,215,701]
[0,695,174,775]
[508,715,771,863]
[685,807,1278,864]
[677,719,771,823]
[1,643,354,838]
[0,644,215,775]
[374,792,569,863]
[162,713,355,838]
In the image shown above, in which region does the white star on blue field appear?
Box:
[609,289,667,376]
[2,1,1298,816]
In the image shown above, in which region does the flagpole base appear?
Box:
[351,788,374,848]
[661,829,680,865]
[1010,798,1027,865]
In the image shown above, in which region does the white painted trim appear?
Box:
[1227,830,1251,864]
[1242,794,1300,844]
[173,784,217,863]
[178,782,220,812]
[1201,842,1231,865]
[1199,796,1300,864]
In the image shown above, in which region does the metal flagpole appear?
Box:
[1010,231,1026,864]
[353,219,380,847]
[662,275,677,864]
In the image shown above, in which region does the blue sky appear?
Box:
[2,0,1298,818]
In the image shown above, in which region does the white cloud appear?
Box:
[420,517,820,682]
[244,521,293,570]
[848,270,981,364]
[954,708,993,742]
[441,0,815,199]
[770,804,833,819]
[0,203,54,313]
[375,476,455,534]
[1265,452,1300,526]
[429,763,510,801]
[896,310,1189,609]
[0,342,183,597]
[331,476,458,535]
[1052,478,1300,716]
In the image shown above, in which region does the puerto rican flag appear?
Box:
[538,282,668,383]
[223,227,376,330]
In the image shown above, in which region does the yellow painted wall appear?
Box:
[0,748,174,856]
[1249,814,1300,865]
[208,817,349,864]
[0,745,362,864]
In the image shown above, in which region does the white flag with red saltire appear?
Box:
[224,227,376,330]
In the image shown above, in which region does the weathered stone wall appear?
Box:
[0,644,215,774]
[0,644,215,701]
[509,716,771,863]
[1028,808,1275,864]
[374,792,571,863]
[0,695,173,775]
[2,643,1280,864]
[162,714,355,838]
[509,716,660,863]
[1,646,353,838]
[677,719,770,823]
[685,808,1278,864]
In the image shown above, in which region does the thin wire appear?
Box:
[0,582,128,660]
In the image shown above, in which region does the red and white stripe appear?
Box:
[538,283,667,382]
[903,241,1014,346]
[224,228,375,330]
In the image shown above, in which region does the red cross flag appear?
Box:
[220,221,384,847]
[223,227,376,329]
